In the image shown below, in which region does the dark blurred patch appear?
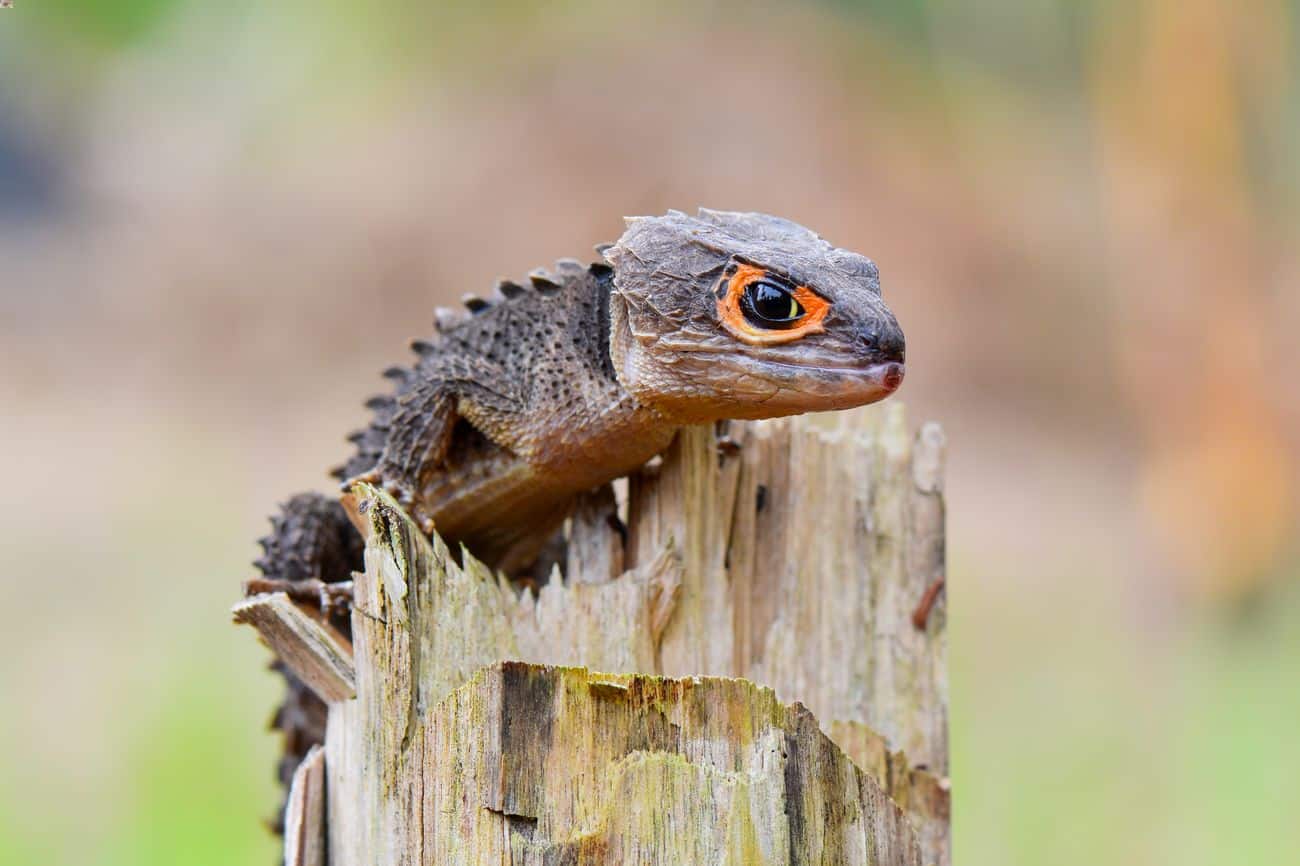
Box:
[0,106,58,216]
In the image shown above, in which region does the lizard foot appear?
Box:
[344,472,435,534]
[244,576,355,620]
[396,494,437,536]
[378,479,438,537]
[716,435,742,457]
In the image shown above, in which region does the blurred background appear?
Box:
[1,0,1297,863]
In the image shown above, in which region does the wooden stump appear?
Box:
[238,403,950,865]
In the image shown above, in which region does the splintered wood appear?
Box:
[237,403,949,865]
[284,746,327,866]
[333,661,921,865]
[232,593,355,702]
[628,405,948,774]
[625,404,950,864]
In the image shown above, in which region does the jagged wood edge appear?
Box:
[232,592,356,703]
[341,479,936,852]
[284,745,326,866]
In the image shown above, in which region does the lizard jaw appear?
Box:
[742,359,905,415]
[621,353,905,422]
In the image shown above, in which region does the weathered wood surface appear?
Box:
[334,656,922,865]
[340,482,923,859]
[283,745,326,866]
[233,592,355,703]
[628,405,948,774]
[622,404,951,864]
[236,403,949,865]
[829,721,951,866]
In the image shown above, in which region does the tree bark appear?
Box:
[237,403,950,865]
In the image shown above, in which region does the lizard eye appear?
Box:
[742,281,804,327]
[717,264,830,345]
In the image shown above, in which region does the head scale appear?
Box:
[603,208,905,422]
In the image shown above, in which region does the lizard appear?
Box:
[246,208,906,826]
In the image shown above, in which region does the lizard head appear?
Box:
[604,208,906,422]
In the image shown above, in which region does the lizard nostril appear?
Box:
[860,324,906,364]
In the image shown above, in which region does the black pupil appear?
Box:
[743,280,803,328]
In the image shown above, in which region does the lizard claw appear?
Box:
[319,580,355,618]
[410,502,437,537]
[716,436,742,457]
[375,478,437,537]
[243,576,354,619]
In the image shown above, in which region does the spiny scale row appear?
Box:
[444,254,606,329]
[434,251,611,334]
[254,497,343,580]
[329,251,613,481]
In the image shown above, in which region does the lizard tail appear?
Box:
[251,492,363,833]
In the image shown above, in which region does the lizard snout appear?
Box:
[857,320,906,366]
[879,362,905,393]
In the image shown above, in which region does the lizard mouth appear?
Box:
[858,361,905,393]
[765,358,904,388]
[713,355,905,416]
[769,359,904,402]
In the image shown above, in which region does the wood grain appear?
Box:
[283,745,326,866]
[236,402,950,865]
[232,592,355,703]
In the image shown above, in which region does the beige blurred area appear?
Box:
[2,2,1297,865]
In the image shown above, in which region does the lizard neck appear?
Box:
[517,264,678,480]
[606,288,718,426]
[589,268,679,463]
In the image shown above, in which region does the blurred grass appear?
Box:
[1162,579,1300,864]
[0,420,281,866]
[105,668,277,866]
[0,646,279,866]
[19,0,184,47]
[951,557,1300,865]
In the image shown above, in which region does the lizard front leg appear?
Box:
[350,356,524,536]
[351,377,456,535]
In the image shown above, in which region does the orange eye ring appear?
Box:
[716,263,830,345]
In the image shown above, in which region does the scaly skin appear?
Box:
[249,208,906,827]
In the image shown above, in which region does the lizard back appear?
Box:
[335,258,672,570]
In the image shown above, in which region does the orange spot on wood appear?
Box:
[911,576,946,631]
